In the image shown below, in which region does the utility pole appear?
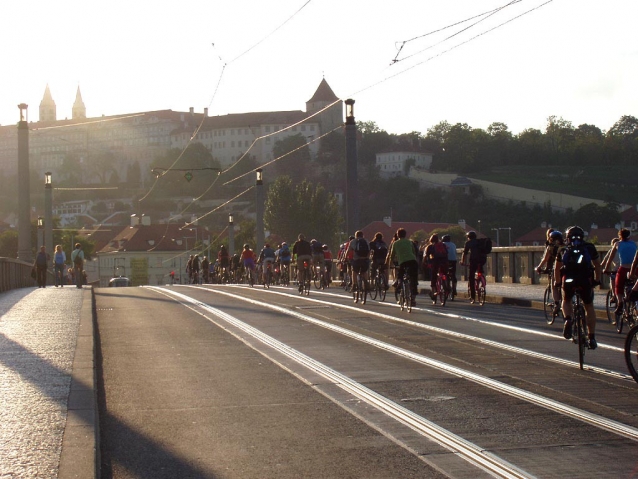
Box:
[344,99,358,234]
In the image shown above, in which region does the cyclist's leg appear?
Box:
[468,262,478,300]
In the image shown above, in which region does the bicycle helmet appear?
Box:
[322,244,329,250]
[549,230,563,242]
[565,226,584,242]
[467,231,477,240]
[441,234,451,242]
[243,243,250,249]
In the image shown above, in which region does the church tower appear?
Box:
[39,84,56,122]
[72,86,86,119]
[306,78,343,134]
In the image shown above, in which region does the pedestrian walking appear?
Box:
[70,243,84,289]
[53,244,66,287]
[34,246,48,288]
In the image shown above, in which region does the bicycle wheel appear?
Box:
[264,269,271,289]
[399,281,406,311]
[606,289,615,324]
[576,305,586,370]
[405,280,412,313]
[360,276,367,305]
[369,275,378,300]
[439,278,447,307]
[544,284,555,325]
[314,269,321,289]
[379,273,387,302]
[353,274,359,303]
[477,281,486,306]
[304,270,311,296]
[616,305,625,334]
[624,324,638,384]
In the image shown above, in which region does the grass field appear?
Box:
[471,166,636,205]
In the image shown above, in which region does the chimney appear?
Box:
[458,219,466,230]
[383,216,392,227]
[141,215,151,226]
[189,107,194,116]
[204,107,208,117]
[590,223,598,230]
[541,221,547,228]
[130,214,139,227]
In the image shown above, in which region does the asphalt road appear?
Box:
[95,283,638,478]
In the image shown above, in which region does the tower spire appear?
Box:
[39,84,56,122]
[72,86,86,119]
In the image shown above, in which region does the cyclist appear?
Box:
[346,231,371,292]
[229,253,241,282]
[310,239,325,281]
[186,255,194,283]
[535,230,564,314]
[385,228,418,306]
[201,256,210,283]
[369,232,389,290]
[322,244,333,285]
[218,245,230,274]
[554,226,602,349]
[278,241,292,279]
[604,228,637,315]
[336,238,351,285]
[441,234,458,297]
[240,244,256,283]
[424,234,449,304]
[258,243,276,284]
[293,234,312,293]
[191,254,201,284]
[460,231,486,304]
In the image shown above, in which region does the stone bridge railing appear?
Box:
[467,245,612,288]
[0,258,39,293]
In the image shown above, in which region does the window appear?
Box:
[301,125,306,132]
[265,126,271,133]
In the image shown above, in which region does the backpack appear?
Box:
[373,241,388,261]
[73,251,83,266]
[477,237,492,256]
[433,241,448,261]
[561,240,592,278]
[280,245,291,258]
[354,238,370,257]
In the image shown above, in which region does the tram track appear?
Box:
[150,285,638,445]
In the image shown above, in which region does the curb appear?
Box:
[58,287,99,479]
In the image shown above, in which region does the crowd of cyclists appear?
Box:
[181,227,492,308]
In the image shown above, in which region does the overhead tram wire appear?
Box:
[182,184,255,229]
[392,0,522,65]
[222,125,342,187]
[350,0,555,99]
[391,0,522,64]
[140,1,312,205]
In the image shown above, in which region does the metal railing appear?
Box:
[0,258,38,292]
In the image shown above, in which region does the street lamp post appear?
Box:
[491,228,500,247]
[344,99,359,234]
[255,169,265,250]
[44,172,53,258]
[17,103,32,262]
[228,213,235,256]
[37,217,44,248]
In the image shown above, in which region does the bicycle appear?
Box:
[624,323,638,384]
[541,269,561,325]
[280,263,290,286]
[435,268,450,306]
[445,262,455,302]
[263,262,273,289]
[313,264,327,290]
[567,285,591,370]
[244,266,254,287]
[299,260,311,296]
[369,265,387,302]
[342,265,353,293]
[467,264,486,306]
[397,267,413,313]
[352,269,367,305]
[614,278,638,334]
[605,271,617,324]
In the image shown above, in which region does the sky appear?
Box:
[1,0,636,135]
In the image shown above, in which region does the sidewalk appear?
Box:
[0,286,96,479]
[420,280,608,317]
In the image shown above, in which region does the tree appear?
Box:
[264,176,343,248]
[271,134,312,183]
[0,230,18,258]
